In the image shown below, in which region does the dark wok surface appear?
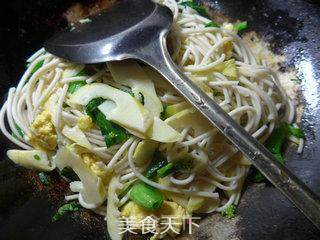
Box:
[0,0,320,239]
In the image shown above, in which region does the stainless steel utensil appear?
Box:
[44,0,320,229]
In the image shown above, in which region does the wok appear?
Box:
[0,0,319,239]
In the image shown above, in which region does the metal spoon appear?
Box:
[44,0,320,228]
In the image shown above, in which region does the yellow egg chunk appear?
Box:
[30,110,57,150]
[81,153,111,185]
[121,200,186,236]
[77,115,94,132]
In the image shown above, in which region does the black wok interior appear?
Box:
[0,0,320,239]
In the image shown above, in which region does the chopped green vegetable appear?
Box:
[234,21,248,31]
[52,202,81,222]
[157,159,194,178]
[38,172,49,186]
[180,1,207,16]
[85,98,129,147]
[221,204,236,219]
[250,122,304,182]
[265,123,289,154]
[30,60,44,74]
[286,123,305,138]
[145,150,167,178]
[129,182,164,211]
[14,123,25,138]
[68,81,86,94]
[157,162,175,178]
[160,103,168,121]
[205,21,220,28]
[59,167,80,181]
[85,97,105,119]
[95,111,128,147]
[33,154,41,161]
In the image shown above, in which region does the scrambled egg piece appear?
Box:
[121,200,186,238]
[77,115,94,132]
[81,153,111,184]
[30,110,57,150]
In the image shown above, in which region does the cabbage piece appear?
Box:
[106,175,123,240]
[146,117,183,143]
[62,125,92,149]
[133,140,158,165]
[165,108,212,135]
[124,116,182,143]
[53,146,107,206]
[70,83,152,133]
[7,149,55,171]
[107,60,163,117]
[164,102,190,119]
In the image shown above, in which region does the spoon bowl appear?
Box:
[45,0,172,63]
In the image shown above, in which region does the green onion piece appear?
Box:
[221,204,236,219]
[95,111,128,147]
[52,202,81,222]
[205,21,219,28]
[157,162,175,178]
[38,172,49,186]
[145,150,167,178]
[129,182,164,211]
[15,123,25,138]
[265,123,289,154]
[85,97,105,119]
[180,1,207,16]
[30,60,44,74]
[33,154,41,161]
[286,123,305,138]
[156,159,194,178]
[68,80,86,94]
[234,21,248,31]
[85,98,129,147]
[249,122,298,182]
[59,167,80,181]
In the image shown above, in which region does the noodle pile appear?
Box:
[0,0,302,239]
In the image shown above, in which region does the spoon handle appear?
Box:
[139,35,320,229]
